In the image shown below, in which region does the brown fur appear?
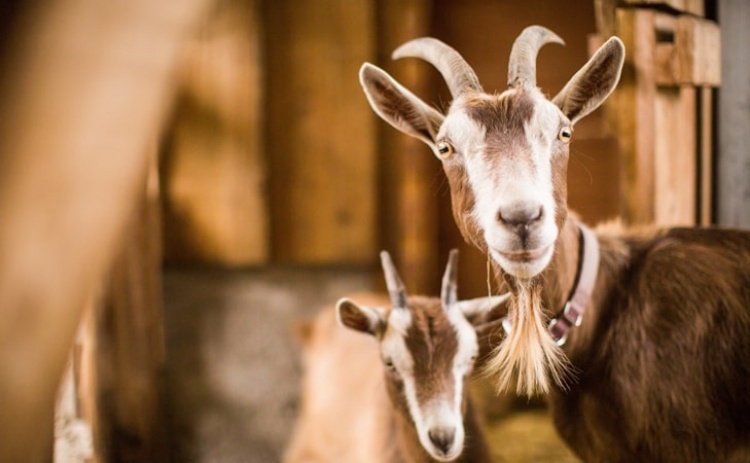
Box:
[539,221,750,462]
[283,294,491,463]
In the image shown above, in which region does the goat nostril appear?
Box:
[497,205,544,227]
[428,428,456,454]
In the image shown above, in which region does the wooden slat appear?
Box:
[614,8,658,224]
[93,153,168,462]
[0,0,209,461]
[161,0,267,265]
[655,16,720,87]
[266,0,376,264]
[622,0,703,16]
[699,88,713,225]
[378,0,439,295]
[654,87,697,224]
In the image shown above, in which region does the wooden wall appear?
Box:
[599,0,719,226]
[160,0,619,297]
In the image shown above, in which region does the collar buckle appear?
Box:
[549,290,586,346]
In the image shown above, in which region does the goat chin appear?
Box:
[482,280,571,397]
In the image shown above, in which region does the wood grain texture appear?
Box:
[0,0,209,460]
[266,0,377,264]
[161,0,268,265]
[622,0,704,16]
[377,0,440,295]
[614,8,658,224]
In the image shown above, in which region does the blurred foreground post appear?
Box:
[0,0,211,461]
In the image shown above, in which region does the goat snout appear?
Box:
[428,426,456,455]
[496,202,543,235]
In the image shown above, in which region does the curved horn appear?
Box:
[380,251,407,309]
[441,249,459,309]
[392,37,482,99]
[507,26,565,88]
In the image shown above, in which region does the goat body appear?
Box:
[283,295,401,463]
[552,222,750,462]
[359,26,750,462]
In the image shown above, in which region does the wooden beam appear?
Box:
[93,153,167,462]
[614,8,658,224]
[653,86,697,224]
[699,88,714,225]
[161,0,268,266]
[266,0,377,264]
[622,0,704,16]
[377,0,439,294]
[0,0,211,460]
[655,16,720,87]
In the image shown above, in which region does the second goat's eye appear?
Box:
[558,127,573,143]
[384,359,399,375]
[437,141,455,158]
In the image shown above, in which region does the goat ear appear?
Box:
[359,63,444,149]
[456,294,510,326]
[336,297,385,337]
[552,37,625,125]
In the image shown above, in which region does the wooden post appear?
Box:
[0,0,211,460]
[376,0,440,294]
[266,0,377,264]
[161,0,268,265]
[92,153,167,462]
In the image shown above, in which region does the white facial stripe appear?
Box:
[438,107,486,152]
[405,309,476,460]
[444,92,561,278]
[381,308,414,373]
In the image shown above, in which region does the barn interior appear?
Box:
[0,0,744,462]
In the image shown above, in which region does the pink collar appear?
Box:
[548,224,600,346]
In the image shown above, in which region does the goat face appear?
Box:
[360,26,624,279]
[337,251,507,461]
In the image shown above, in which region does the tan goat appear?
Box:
[284,251,506,462]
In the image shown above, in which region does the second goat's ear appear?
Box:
[336,297,385,337]
[552,36,625,125]
[359,63,444,149]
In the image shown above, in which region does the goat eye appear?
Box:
[558,127,573,143]
[436,141,454,158]
[384,358,395,370]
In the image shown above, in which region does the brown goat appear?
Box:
[359,25,750,462]
[284,251,506,463]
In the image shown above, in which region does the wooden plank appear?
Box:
[59,150,166,463]
[378,0,439,295]
[717,0,750,226]
[0,0,209,460]
[161,0,268,266]
[622,0,704,16]
[266,0,376,264]
[655,16,720,86]
[699,88,713,225]
[614,8,658,224]
[654,87,697,225]
[94,153,168,462]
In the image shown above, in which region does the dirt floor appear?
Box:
[162,266,579,462]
